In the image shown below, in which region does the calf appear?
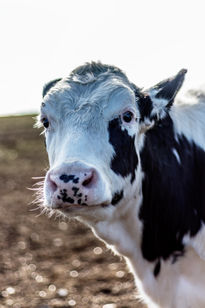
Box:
[37,62,205,308]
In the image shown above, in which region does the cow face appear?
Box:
[38,62,186,223]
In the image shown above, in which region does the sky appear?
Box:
[1,0,205,115]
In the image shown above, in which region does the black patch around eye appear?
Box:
[122,111,133,123]
[108,118,138,183]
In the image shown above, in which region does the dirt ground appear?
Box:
[0,115,146,308]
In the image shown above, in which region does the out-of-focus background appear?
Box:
[0,0,205,307]
[1,0,205,116]
[0,116,138,308]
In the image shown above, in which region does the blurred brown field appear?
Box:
[0,115,145,308]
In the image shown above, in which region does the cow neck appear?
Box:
[139,114,205,263]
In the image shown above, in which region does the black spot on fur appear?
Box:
[153,259,161,277]
[73,177,79,184]
[59,191,74,204]
[59,174,79,184]
[108,118,138,183]
[60,174,74,183]
[111,190,124,206]
[138,94,153,122]
[72,187,79,197]
[77,193,82,198]
[78,199,82,205]
[171,251,184,264]
[139,115,205,262]
[64,197,74,204]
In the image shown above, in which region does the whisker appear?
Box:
[29,176,63,220]
[27,187,41,191]
[29,206,41,212]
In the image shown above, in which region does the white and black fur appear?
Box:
[36,62,205,308]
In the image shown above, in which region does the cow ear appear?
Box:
[137,69,187,132]
[147,69,187,120]
[149,69,187,106]
[42,78,62,97]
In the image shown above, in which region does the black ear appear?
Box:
[149,69,187,107]
[42,78,62,97]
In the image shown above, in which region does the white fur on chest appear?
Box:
[130,247,205,308]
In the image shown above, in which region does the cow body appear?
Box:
[37,62,205,308]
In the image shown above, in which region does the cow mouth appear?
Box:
[51,201,111,211]
[48,190,124,211]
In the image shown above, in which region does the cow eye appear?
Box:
[122,111,134,123]
[42,117,49,128]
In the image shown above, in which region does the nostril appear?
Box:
[82,173,94,187]
[50,179,57,192]
[47,174,58,193]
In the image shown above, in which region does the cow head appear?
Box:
[38,62,186,224]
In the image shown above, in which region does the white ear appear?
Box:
[147,69,187,120]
